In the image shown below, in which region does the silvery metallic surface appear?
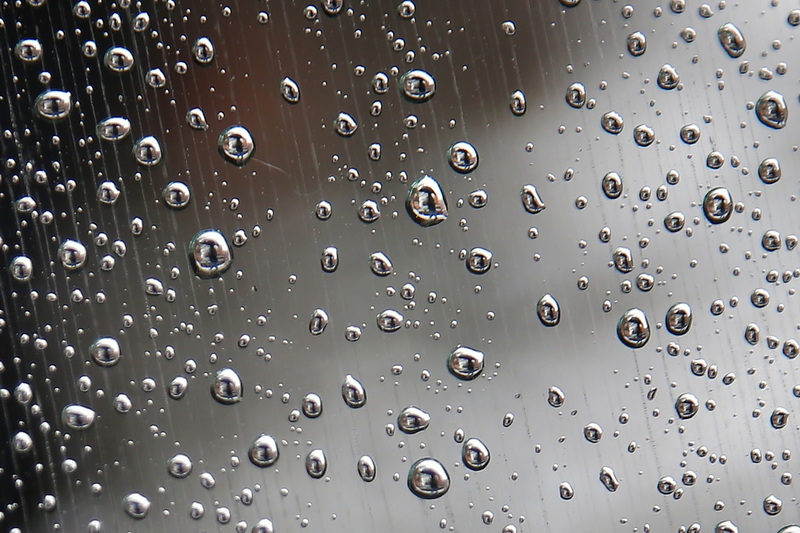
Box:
[1,1,800,532]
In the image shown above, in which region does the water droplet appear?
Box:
[249,434,279,467]
[559,481,574,500]
[309,309,329,335]
[510,90,527,115]
[757,157,781,184]
[305,449,327,478]
[583,422,603,443]
[35,90,72,120]
[167,454,193,478]
[718,22,746,58]
[321,246,339,272]
[219,126,255,165]
[122,492,150,519]
[666,303,692,336]
[335,112,358,136]
[613,247,634,273]
[133,135,162,166]
[211,368,243,405]
[377,309,404,332]
[104,46,134,72]
[168,376,188,400]
[12,431,33,454]
[715,521,738,533]
[279,77,301,104]
[97,116,130,141]
[627,31,646,56]
[163,182,191,209]
[548,386,566,408]
[10,256,33,282]
[62,404,96,430]
[599,466,620,492]
[358,455,376,482]
[448,346,484,380]
[602,171,623,199]
[521,185,546,213]
[406,176,448,227]
[657,64,680,90]
[15,38,42,62]
[601,111,624,134]
[369,252,394,276]
[59,239,87,271]
[358,199,381,223]
[466,247,493,274]
[407,458,450,499]
[190,230,232,278]
[398,406,431,434]
[342,374,366,408]
[566,82,586,108]
[657,476,677,494]
[763,494,782,515]
[322,0,343,15]
[186,108,209,130]
[703,187,733,224]
[192,36,215,64]
[664,211,685,232]
[462,438,490,471]
[756,90,788,129]
[400,69,436,101]
[537,294,561,327]
[449,142,479,173]
[90,337,121,367]
[302,393,323,418]
[617,308,650,348]
[633,123,655,146]
[675,393,699,419]
[252,518,275,533]
[771,407,789,429]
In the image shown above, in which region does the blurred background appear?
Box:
[1,0,800,531]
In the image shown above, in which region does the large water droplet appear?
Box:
[448,142,479,173]
[665,303,692,336]
[566,82,586,108]
[583,422,603,443]
[617,308,650,348]
[627,31,646,56]
[167,453,193,478]
[548,386,566,408]
[400,69,436,101]
[715,521,738,533]
[309,309,329,335]
[462,438,490,471]
[771,407,789,429]
[34,90,72,120]
[599,466,620,492]
[756,90,788,129]
[537,294,561,327]
[377,309,404,332]
[15,38,42,62]
[133,136,162,166]
[249,434,279,467]
[407,458,450,499]
[211,368,243,405]
[335,112,358,136]
[675,393,699,419]
[97,116,131,141]
[370,251,394,276]
[192,36,215,64]
[601,111,624,134]
[10,256,33,282]
[657,64,680,90]
[718,22,746,57]
[466,247,493,274]
[59,239,87,271]
[406,176,448,227]
[186,108,209,130]
[448,346,484,380]
[703,187,733,224]
[219,126,255,165]
[321,246,339,272]
[521,185,546,213]
[252,518,275,533]
[104,46,134,72]
[602,171,623,199]
[90,337,121,367]
[62,404,96,430]
[613,247,634,273]
[758,157,781,184]
[305,449,327,478]
[559,481,574,500]
[342,374,366,408]
[280,77,300,103]
[163,181,191,209]
[763,494,782,515]
[357,455,376,482]
[122,493,150,519]
[510,90,527,115]
[190,230,232,278]
[398,406,431,434]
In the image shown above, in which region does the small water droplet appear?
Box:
[211,368,243,405]
[462,438,491,470]
[617,308,650,348]
[62,404,96,430]
[122,493,150,519]
[537,294,561,327]
[249,434,279,467]
[219,126,255,165]
[756,90,788,129]
[190,230,232,278]
[718,22,746,58]
[342,374,366,408]
[305,449,327,478]
[400,69,436,101]
[703,187,733,224]
[398,406,431,434]
[521,185,546,213]
[406,176,448,226]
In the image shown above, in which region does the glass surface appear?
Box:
[2,1,800,532]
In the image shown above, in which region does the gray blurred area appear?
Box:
[2,0,800,531]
